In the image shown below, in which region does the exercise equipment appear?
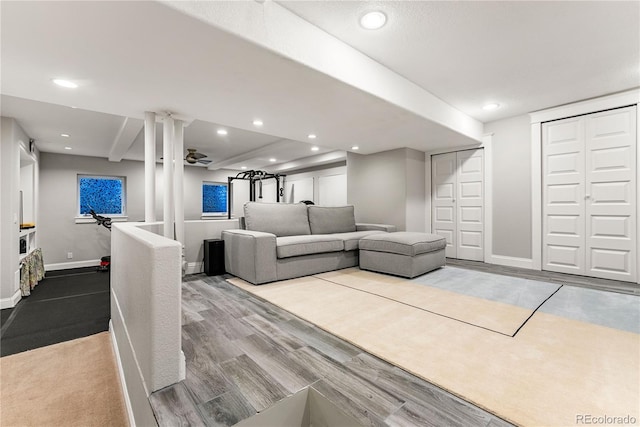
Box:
[89,209,112,271]
[227,170,286,219]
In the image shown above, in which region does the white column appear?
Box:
[173,120,185,246]
[144,112,157,222]
[163,116,175,239]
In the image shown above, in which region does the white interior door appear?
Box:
[542,117,586,275]
[585,106,636,281]
[432,149,484,260]
[456,150,484,261]
[543,105,636,281]
[432,152,457,258]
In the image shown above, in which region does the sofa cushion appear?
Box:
[308,205,357,235]
[244,202,311,237]
[276,235,344,259]
[359,232,446,256]
[331,230,386,251]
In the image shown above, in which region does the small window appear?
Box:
[78,175,126,216]
[202,181,229,217]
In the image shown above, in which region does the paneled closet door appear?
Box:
[585,106,636,281]
[432,149,484,261]
[456,150,484,261]
[432,152,457,258]
[542,117,586,275]
[543,105,637,281]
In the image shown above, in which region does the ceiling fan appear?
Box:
[161,148,211,165]
[184,148,211,165]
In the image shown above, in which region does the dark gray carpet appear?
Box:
[0,268,110,357]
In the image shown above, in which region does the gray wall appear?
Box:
[485,114,532,258]
[39,153,245,266]
[347,148,426,231]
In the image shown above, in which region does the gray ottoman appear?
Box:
[359,232,446,278]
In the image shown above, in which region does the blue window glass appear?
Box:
[203,182,228,214]
[79,175,125,215]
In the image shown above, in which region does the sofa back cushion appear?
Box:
[244,202,311,237]
[308,205,357,235]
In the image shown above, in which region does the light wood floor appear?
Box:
[150,261,638,426]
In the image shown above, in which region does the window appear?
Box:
[78,175,126,216]
[202,181,229,217]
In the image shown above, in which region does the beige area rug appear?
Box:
[0,332,129,427]
[228,270,640,427]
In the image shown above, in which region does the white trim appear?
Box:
[424,152,432,233]
[531,123,542,270]
[185,261,203,275]
[482,134,493,264]
[0,289,22,309]
[45,259,101,271]
[109,320,136,427]
[531,90,639,279]
[424,142,483,157]
[637,105,640,284]
[530,89,640,124]
[486,254,534,270]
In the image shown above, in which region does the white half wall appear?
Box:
[111,221,182,426]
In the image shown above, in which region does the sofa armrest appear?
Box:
[222,229,277,285]
[356,223,397,232]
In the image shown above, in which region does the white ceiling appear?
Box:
[1,1,638,170]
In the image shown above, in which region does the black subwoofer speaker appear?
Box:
[204,239,225,276]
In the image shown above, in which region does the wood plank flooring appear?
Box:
[447,259,640,295]
[149,274,512,427]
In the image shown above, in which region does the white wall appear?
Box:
[284,164,347,206]
[1,117,35,307]
[484,114,532,259]
[39,152,247,267]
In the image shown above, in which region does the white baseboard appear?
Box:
[45,259,100,271]
[109,320,135,427]
[185,262,203,275]
[486,254,535,270]
[0,289,22,309]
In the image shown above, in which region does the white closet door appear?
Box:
[456,150,484,261]
[432,149,484,260]
[585,106,636,281]
[543,117,586,275]
[543,105,637,281]
[432,152,457,258]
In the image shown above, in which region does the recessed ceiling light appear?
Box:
[483,103,500,111]
[308,134,317,139]
[61,133,69,137]
[311,146,319,151]
[351,145,359,150]
[52,79,78,89]
[360,11,386,30]
[269,158,276,162]
[217,129,228,135]
[241,166,247,170]
[64,146,72,150]
[253,119,263,127]
[70,106,77,109]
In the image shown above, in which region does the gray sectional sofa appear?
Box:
[222,202,396,285]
